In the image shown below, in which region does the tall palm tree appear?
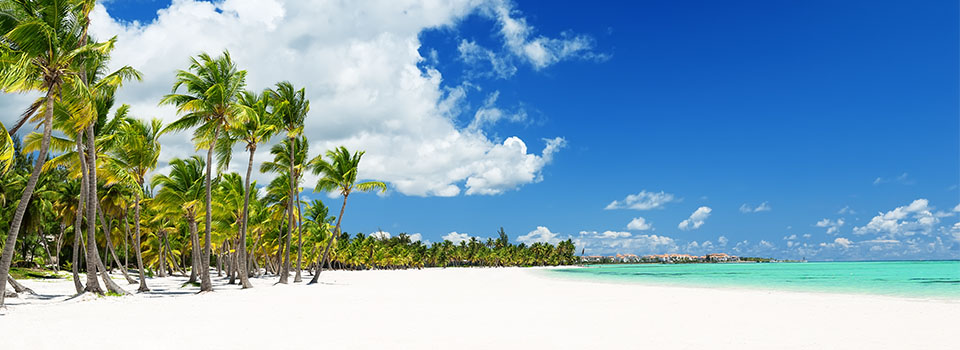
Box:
[150,156,206,284]
[217,90,277,288]
[0,0,116,305]
[308,147,386,284]
[104,117,162,292]
[160,51,247,292]
[268,81,309,284]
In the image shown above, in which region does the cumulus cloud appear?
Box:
[370,231,391,240]
[816,218,845,235]
[442,232,472,244]
[821,237,853,249]
[739,201,771,213]
[517,226,562,245]
[678,206,711,230]
[605,190,679,210]
[23,0,591,198]
[852,199,939,238]
[717,235,728,246]
[407,233,423,242]
[626,217,653,231]
[579,230,632,239]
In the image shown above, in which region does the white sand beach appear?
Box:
[1,267,958,349]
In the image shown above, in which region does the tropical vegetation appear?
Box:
[0,0,577,307]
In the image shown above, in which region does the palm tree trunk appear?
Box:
[200,126,220,292]
[0,91,54,307]
[158,231,167,278]
[98,207,136,284]
[72,146,85,293]
[294,189,304,283]
[237,148,255,288]
[82,124,103,294]
[187,214,199,284]
[280,138,295,284]
[309,194,348,284]
[7,275,35,295]
[133,190,149,292]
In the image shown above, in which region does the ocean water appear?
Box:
[546,261,960,299]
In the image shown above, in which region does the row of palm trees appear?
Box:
[0,0,577,307]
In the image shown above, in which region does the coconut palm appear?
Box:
[150,156,206,284]
[216,90,277,288]
[103,117,162,292]
[268,81,309,284]
[160,50,247,292]
[0,0,121,304]
[308,147,386,284]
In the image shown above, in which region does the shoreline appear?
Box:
[3,267,958,349]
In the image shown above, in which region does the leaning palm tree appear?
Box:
[216,90,277,288]
[150,156,206,284]
[268,81,309,284]
[308,147,386,284]
[260,137,308,283]
[160,50,247,292]
[103,117,162,292]
[0,0,116,305]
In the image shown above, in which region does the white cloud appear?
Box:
[442,232,472,244]
[953,204,960,212]
[838,206,856,215]
[852,199,939,238]
[480,0,607,70]
[816,218,845,235]
[407,233,422,242]
[739,201,771,213]
[873,173,914,186]
[370,231,391,240]
[717,235,728,246]
[783,234,797,240]
[626,217,653,231]
[829,237,853,248]
[605,190,679,210]
[45,0,589,198]
[517,226,562,245]
[678,206,711,230]
[458,40,517,79]
[466,91,527,131]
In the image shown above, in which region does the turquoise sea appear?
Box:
[546,261,960,299]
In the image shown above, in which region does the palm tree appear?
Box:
[0,122,12,174]
[160,50,247,292]
[104,117,162,292]
[308,147,386,284]
[268,81,309,284]
[0,0,119,304]
[150,156,206,284]
[217,90,277,288]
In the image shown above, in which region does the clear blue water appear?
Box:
[546,261,960,299]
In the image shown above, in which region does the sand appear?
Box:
[1,267,957,349]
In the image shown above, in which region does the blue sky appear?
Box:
[8,0,959,260]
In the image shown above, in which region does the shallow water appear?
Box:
[547,261,960,299]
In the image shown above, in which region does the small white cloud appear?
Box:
[370,231,391,240]
[626,217,653,231]
[740,201,771,213]
[953,204,960,212]
[517,226,561,245]
[605,190,679,210]
[838,206,856,215]
[407,233,422,242]
[816,218,845,235]
[834,237,853,248]
[717,235,728,246]
[802,233,812,239]
[678,206,711,231]
[442,232,472,244]
[578,230,632,239]
[783,234,797,240]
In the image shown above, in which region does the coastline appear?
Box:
[2,267,958,349]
